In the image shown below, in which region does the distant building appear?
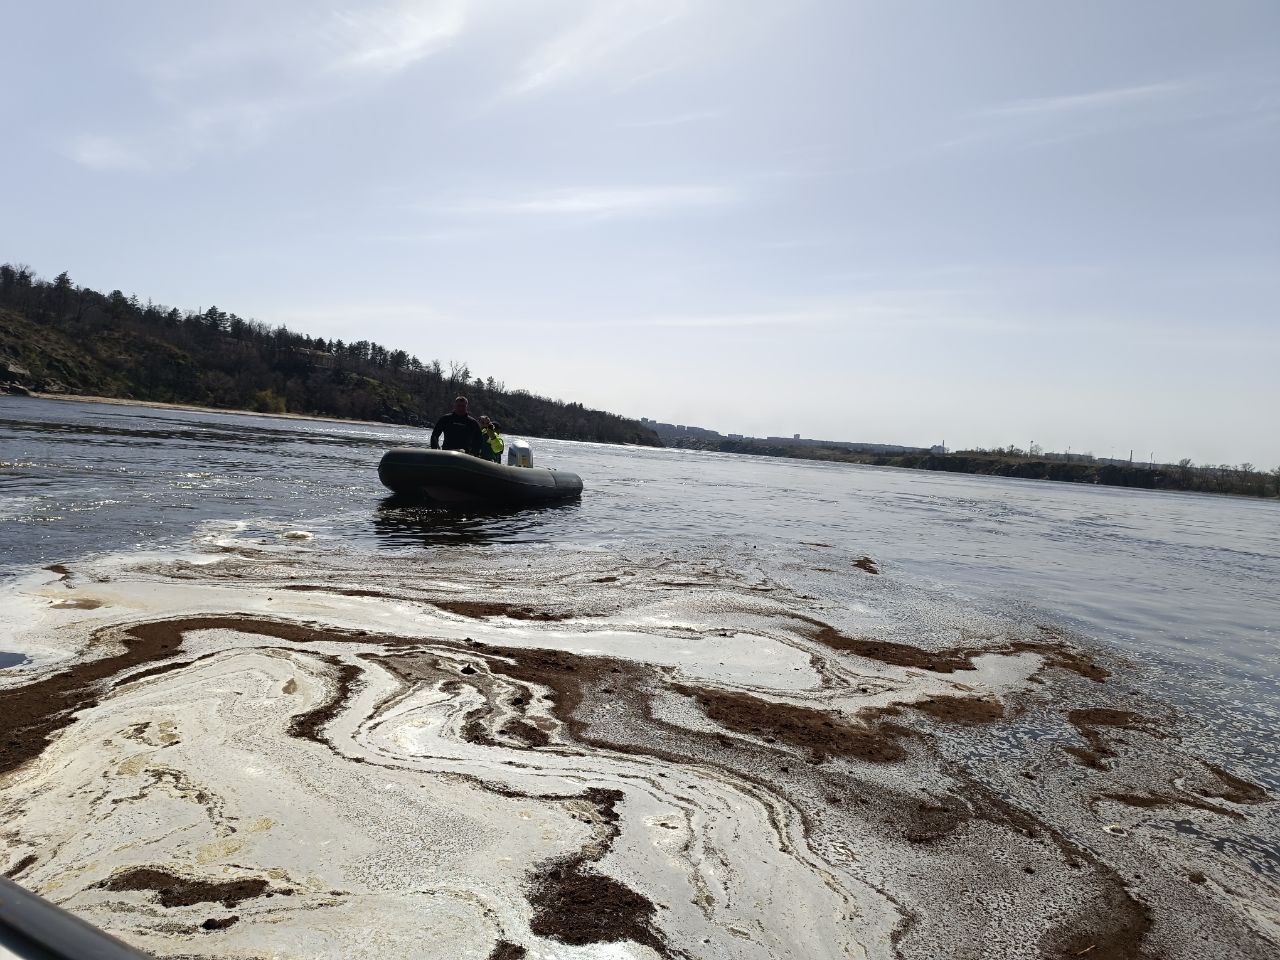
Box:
[794,433,801,440]
[930,444,947,455]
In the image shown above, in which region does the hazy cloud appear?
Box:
[70,1,471,170]
[942,78,1203,151]
[507,0,690,96]
[329,2,469,75]
[615,110,721,129]
[446,184,738,219]
[67,135,152,172]
[976,81,1190,118]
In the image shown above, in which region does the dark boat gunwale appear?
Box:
[377,447,583,507]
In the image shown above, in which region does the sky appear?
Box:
[2,1,1278,466]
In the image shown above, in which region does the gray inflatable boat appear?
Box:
[378,446,583,507]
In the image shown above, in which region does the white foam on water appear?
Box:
[1,530,1277,960]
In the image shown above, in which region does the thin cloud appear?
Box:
[646,310,835,329]
[615,110,720,129]
[69,1,471,171]
[67,135,152,172]
[943,78,1201,152]
[507,1,689,97]
[329,2,469,75]
[976,81,1189,118]
[448,184,737,219]
[637,289,998,331]
[266,302,455,330]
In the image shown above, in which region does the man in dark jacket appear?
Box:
[430,396,484,455]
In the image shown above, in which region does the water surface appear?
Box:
[2,395,1277,784]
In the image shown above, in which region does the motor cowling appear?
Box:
[507,440,533,468]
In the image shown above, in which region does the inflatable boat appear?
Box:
[1,876,149,959]
[378,444,583,507]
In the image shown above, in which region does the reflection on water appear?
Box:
[372,496,583,546]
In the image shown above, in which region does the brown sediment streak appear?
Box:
[459,646,606,738]
[947,782,1165,960]
[280,584,403,600]
[527,788,669,956]
[433,600,572,621]
[853,555,880,575]
[1098,791,1242,820]
[44,563,71,580]
[499,718,551,747]
[529,859,666,955]
[463,643,993,846]
[457,641,1170,956]
[799,616,1110,681]
[200,915,240,930]
[1198,763,1270,805]
[115,650,226,687]
[49,597,102,610]
[672,684,908,763]
[0,620,186,776]
[486,942,527,960]
[906,694,1005,724]
[98,867,272,908]
[1065,708,1154,769]
[1038,881,1155,960]
[402,659,555,751]
[287,659,363,744]
[463,641,1170,958]
[0,615,414,777]
[806,625,984,672]
[4,854,37,878]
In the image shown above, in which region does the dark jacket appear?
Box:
[430,412,484,454]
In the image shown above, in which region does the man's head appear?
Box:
[453,396,468,415]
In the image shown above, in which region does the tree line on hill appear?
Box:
[953,445,1280,498]
[0,263,658,446]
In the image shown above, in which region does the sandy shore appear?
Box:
[1,528,1277,959]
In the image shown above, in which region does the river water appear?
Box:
[2,395,1279,959]
[3,396,1276,784]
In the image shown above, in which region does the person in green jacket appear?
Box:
[479,417,505,463]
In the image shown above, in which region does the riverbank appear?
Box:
[0,297,659,446]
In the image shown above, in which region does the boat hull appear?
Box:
[377,448,583,507]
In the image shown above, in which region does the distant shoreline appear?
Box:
[661,435,1280,501]
[8,392,1276,500]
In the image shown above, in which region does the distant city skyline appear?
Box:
[2,1,1277,465]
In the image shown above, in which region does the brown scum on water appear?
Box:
[2,612,1274,959]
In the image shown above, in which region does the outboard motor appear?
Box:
[507,440,533,468]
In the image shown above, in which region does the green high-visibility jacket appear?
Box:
[485,430,504,457]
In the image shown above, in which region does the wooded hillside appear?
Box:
[0,264,658,446]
